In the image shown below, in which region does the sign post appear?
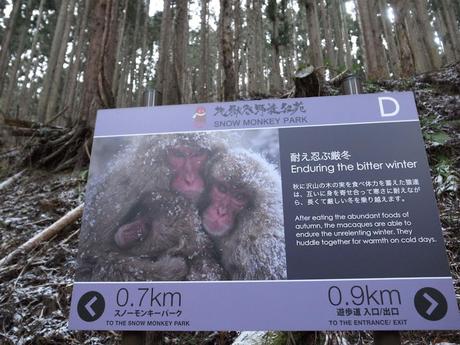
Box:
[340,75,401,345]
[69,92,459,334]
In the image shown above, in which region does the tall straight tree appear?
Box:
[0,0,21,97]
[355,0,388,79]
[329,0,346,68]
[339,0,353,68]
[388,0,415,77]
[21,0,46,116]
[46,0,77,119]
[247,0,265,96]
[3,0,33,113]
[412,0,441,70]
[220,0,236,100]
[439,0,460,60]
[234,0,242,97]
[303,0,324,68]
[81,0,118,127]
[37,0,69,122]
[378,0,401,77]
[64,0,91,120]
[318,0,336,74]
[136,0,151,106]
[112,0,129,98]
[433,4,455,63]
[168,0,188,104]
[405,4,433,73]
[156,0,173,105]
[368,0,389,77]
[267,0,282,93]
[126,0,143,107]
[198,0,210,102]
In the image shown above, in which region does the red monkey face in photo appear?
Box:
[202,180,249,237]
[167,145,209,202]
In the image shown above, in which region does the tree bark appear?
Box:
[234,0,242,97]
[136,0,151,106]
[155,0,173,105]
[46,0,77,119]
[0,0,21,97]
[20,0,46,116]
[319,0,336,74]
[388,0,415,77]
[165,0,189,105]
[356,0,388,79]
[112,0,129,98]
[37,0,69,122]
[220,0,236,101]
[126,0,143,107]
[378,0,401,77]
[412,0,441,69]
[368,0,389,77]
[405,5,432,73]
[439,0,460,60]
[247,0,265,96]
[198,0,210,102]
[81,0,118,128]
[304,0,324,69]
[330,0,345,68]
[3,9,30,114]
[268,0,282,93]
[433,6,454,64]
[339,0,353,68]
[64,0,90,123]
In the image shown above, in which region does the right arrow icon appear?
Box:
[422,293,438,316]
[414,287,448,321]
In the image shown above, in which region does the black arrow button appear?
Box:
[77,291,105,322]
[414,287,448,321]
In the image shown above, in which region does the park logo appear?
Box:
[193,106,207,128]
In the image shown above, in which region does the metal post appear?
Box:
[143,88,158,107]
[341,74,363,95]
[374,331,402,345]
[121,331,145,345]
[340,75,401,345]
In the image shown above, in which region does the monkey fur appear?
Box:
[76,133,227,282]
[203,149,287,280]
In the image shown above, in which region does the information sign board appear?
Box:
[69,92,459,331]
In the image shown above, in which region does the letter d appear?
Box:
[378,97,400,117]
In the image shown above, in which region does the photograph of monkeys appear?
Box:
[76,130,287,282]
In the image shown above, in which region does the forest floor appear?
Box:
[0,64,459,345]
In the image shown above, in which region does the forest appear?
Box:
[0,0,459,344]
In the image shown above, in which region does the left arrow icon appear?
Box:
[85,296,98,317]
[77,291,105,322]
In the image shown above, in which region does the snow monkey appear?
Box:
[89,190,223,281]
[76,133,227,282]
[201,149,287,280]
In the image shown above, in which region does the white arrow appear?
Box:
[85,296,98,317]
[423,293,438,316]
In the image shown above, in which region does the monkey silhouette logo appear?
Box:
[193,106,207,128]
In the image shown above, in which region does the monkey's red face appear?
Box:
[167,146,209,202]
[202,181,249,236]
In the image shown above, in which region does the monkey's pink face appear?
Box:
[115,218,149,249]
[167,146,209,202]
[202,181,249,237]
